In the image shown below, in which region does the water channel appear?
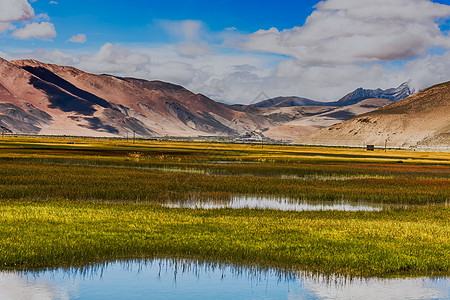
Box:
[1,259,448,300]
[165,196,387,212]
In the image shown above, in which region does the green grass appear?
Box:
[0,158,447,204]
[0,136,448,276]
[0,200,448,277]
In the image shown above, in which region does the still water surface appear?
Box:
[1,259,448,300]
[165,196,384,211]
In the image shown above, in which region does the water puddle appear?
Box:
[165,196,384,212]
[1,259,448,300]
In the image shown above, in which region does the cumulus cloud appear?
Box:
[9,49,75,65]
[10,41,450,104]
[0,0,56,40]
[0,0,34,34]
[77,43,150,74]
[241,0,450,65]
[159,20,215,58]
[0,0,34,22]
[176,42,211,58]
[5,0,450,104]
[35,49,74,65]
[404,50,450,90]
[12,22,56,39]
[68,33,87,43]
[150,61,202,85]
[194,67,269,102]
[266,59,405,100]
[35,13,50,21]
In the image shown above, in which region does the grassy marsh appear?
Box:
[0,200,448,277]
[0,136,448,276]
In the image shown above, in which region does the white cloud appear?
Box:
[0,51,11,60]
[160,20,205,42]
[150,61,201,85]
[68,33,87,43]
[241,0,450,65]
[302,277,449,300]
[176,42,211,58]
[49,1,58,4]
[77,43,150,74]
[0,272,74,300]
[4,0,450,104]
[0,22,15,33]
[266,59,405,100]
[36,13,50,21]
[0,1,56,40]
[9,42,450,104]
[12,21,56,39]
[0,0,34,34]
[160,20,216,58]
[15,49,75,65]
[404,50,450,90]
[0,0,34,22]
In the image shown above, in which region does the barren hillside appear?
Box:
[298,81,450,149]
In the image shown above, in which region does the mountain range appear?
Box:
[250,82,413,108]
[0,57,418,142]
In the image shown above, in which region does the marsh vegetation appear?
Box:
[0,136,448,277]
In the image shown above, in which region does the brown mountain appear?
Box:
[298,81,450,149]
[0,58,392,140]
[1,58,267,137]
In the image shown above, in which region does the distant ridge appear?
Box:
[335,82,414,106]
[250,82,413,108]
[251,97,326,108]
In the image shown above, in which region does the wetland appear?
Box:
[0,136,448,297]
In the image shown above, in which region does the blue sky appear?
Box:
[2,0,450,103]
[35,0,317,37]
[4,0,318,50]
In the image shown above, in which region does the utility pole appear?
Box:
[133,130,136,144]
[385,139,387,153]
[126,132,128,142]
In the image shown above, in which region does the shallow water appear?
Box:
[1,259,448,300]
[165,196,384,212]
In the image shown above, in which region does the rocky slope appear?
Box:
[298,81,450,149]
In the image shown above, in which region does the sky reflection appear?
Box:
[0,259,448,300]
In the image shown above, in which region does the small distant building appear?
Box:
[367,145,375,151]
